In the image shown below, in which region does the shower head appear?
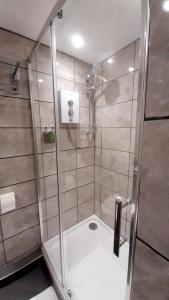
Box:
[92,63,103,75]
[86,63,107,86]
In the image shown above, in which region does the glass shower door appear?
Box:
[28,24,63,284]
[53,0,141,299]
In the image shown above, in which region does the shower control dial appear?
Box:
[68,100,74,123]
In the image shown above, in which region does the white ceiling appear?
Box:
[56,0,141,63]
[0,0,141,64]
[0,0,57,40]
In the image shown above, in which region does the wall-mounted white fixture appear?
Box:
[128,67,135,72]
[163,0,169,11]
[72,34,84,49]
[59,89,80,124]
[0,192,15,214]
[107,58,113,64]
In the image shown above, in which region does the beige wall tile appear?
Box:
[44,174,58,198]
[57,78,74,91]
[101,168,128,196]
[76,128,94,148]
[46,196,58,219]
[102,73,134,106]
[102,128,131,152]
[102,149,129,175]
[75,83,89,107]
[77,148,94,168]
[131,239,169,300]
[0,128,33,158]
[39,102,54,127]
[0,155,35,188]
[60,128,76,150]
[78,183,94,205]
[57,51,74,81]
[62,189,78,212]
[4,225,40,262]
[78,200,94,222]
[75,58,92,84]
[63,207,77,230]
[62,170,77,192]
[0,29,33,67]
[43,152,57,176]
[102,101,132,128]
[37,73,53,102]
[0,97,32,128]
[77,166,94,187]
[47,216,59,239]
[36,44,52,75]
[60,150,76,172]
[103,43,135,81]
[138,120,169,258]
[101,187,116,224]
[80,107,89,125]
[1,204,39,239]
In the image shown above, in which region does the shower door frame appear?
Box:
[28,0,150,299]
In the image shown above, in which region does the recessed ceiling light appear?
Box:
[107,58,113,64]
[72,34,84,49]
[56,62,59,66]
[128,67,135,72]
[163,0,169,11]
[38,78,43,83]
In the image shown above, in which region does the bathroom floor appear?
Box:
[0,260,51,300]
[30,287,58,300]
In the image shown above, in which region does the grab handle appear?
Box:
[113,196,131,257]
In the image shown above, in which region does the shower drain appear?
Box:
[89,222,98,230]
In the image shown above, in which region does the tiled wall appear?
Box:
[0,27,139,269]
[0,29,40,268]
[32,43,95,241]
[131,0,169,298]
[94,41,139,240]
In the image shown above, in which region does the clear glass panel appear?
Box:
[29,0,142,298]
[51,0,142,299]
[29,26,62,282]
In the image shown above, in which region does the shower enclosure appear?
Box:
[28,0,148,299]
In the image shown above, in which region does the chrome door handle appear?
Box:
[113,196,131,257]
